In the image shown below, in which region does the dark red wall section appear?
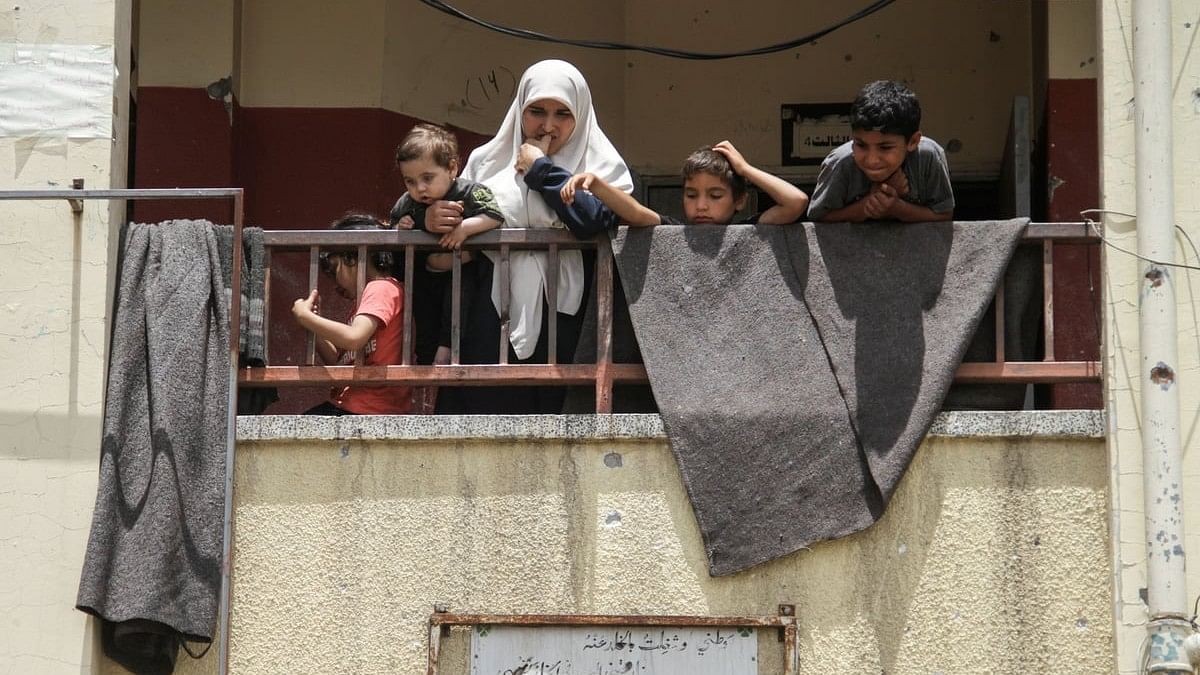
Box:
[133,87,235,224]
[1045,78,1102,409]
[132,87,492,412]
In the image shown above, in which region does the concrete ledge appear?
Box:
[237,410,1105,441]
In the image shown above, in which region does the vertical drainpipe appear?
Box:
[1133,0,1192,671]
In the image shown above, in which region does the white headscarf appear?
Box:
[462,59,632,360]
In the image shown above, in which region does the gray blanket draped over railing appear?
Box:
[610,220,1027,575]
[77,219,266,674]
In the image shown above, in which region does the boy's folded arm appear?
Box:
[889,199,953,222]
[815,196,871,223]
[524,157,621,237]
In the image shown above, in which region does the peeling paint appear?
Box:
[603,452,623,468]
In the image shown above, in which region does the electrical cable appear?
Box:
[416,0,899,60]
[1080,208,1200,272]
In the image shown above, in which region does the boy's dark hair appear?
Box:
[682,147,747,199]
[850,80,922,140]
[395,123,459,170]
[320,213,394,275]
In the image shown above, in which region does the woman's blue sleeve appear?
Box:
[523,157,621,238]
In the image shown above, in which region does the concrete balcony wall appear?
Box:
[160,411,1112,675]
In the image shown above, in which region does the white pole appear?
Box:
[1133,0,1191,671]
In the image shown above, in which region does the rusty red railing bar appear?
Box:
[239,363,650,386]
[1043,239,1056,362]
[402,245,415,366]
[993,283,1006,364]
[306,246,319,365]
[954,360,1100,383]
[260,228,602,250]
[546,243,559,365]
[354,245,367,366]
[262,248,272,360]
[595,232,615,413]
[498,244,511,365]
[451,251,462,365]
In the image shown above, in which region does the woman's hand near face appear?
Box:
[424,200,464,233]
[515,135,551,174]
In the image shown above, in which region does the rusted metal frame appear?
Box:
[260,228,597,249]
[546,244,558,365]
[425,619,442,675]
[0,186,246,675]
[402,246,415,366]
[954,360,1101,383]
[263,248,272,359]
[498,245,511,365]
[1023,221,1099,242]
[429,611,795,628]
[354,245,367,366]
[0,186,245,201]
[594,233,616,413]
[451,251,462,365]
[306,247,319,365]
[239,363,650,386]
[219,190,244,675]
[1042,239,1056,362]
[426,606,800,675]
[783,622,798,674]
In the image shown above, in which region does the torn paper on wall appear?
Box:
[0,44,114,139]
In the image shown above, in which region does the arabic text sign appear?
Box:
[780,103,852,166]
[471,625,758,675]
[0,43,114,138]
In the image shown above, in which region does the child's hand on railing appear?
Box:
[863,183,899,219]
[396,215,416,230]
[440,225,470,250]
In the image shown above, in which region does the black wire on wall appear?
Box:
[416,0,900,60]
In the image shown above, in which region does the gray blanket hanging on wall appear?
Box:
[611,220,1027,575]
[76,219,266,673]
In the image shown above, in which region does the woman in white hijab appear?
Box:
[429,59,632,413]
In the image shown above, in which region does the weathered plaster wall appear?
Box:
[138,0,1032,177]
[621,0,1033,176]
[0,1,129,673]
[1099,0,1200,672]
[165,414,1112,675]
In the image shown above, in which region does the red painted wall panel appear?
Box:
[1045,78,1102,409]
[132,87,235,223]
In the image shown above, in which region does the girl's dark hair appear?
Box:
[319,213,394,274]
[681,147,747,198]
[849,80,922,140]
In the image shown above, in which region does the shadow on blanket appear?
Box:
[609,220,1026,575]
[77,220,268,672]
